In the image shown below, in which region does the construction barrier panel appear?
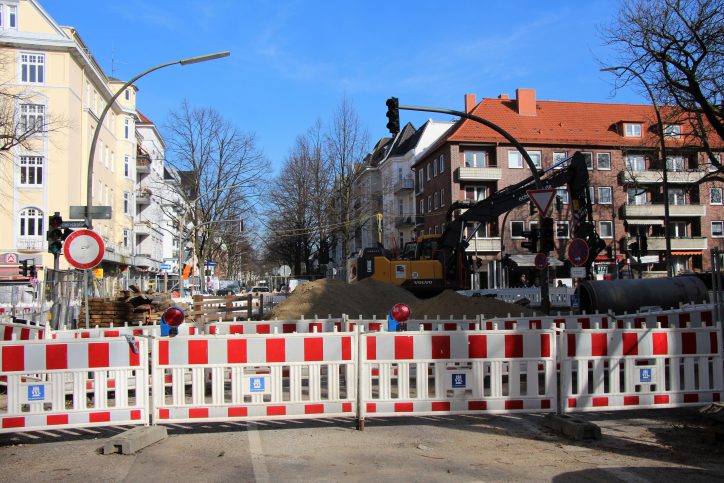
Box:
[561,322,723,412]
[151,332,356,423]
[205,317,344,335]
[359,327,558,416]
[0,337,149,432]
[1,320,47,341]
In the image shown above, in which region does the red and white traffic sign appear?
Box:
[63,229,105,270]
[567,238,590,267]
[526,189,556,215]
[534,252,548,270]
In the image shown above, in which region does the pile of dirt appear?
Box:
[266,278,538,320]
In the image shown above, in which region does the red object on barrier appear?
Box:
[391,303,410,322]
[162,306,185,327]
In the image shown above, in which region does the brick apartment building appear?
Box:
[412,89,724,288]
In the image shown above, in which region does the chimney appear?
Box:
[516,88,537,116]
[498,94,509,100]
[465,93,476,113]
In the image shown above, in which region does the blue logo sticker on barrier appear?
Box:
[250,376,265,393]
[28,384,45,401]
[451,373,467,389]
[639,368,652,383]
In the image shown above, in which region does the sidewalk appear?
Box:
[1,409,722,482]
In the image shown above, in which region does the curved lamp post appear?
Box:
[84,51,231,229]
[601,66,673,277]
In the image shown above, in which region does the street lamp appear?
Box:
[84,51,231,230]
[601,66,673,277]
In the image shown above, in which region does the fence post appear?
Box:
[355,323,364,431]
[555,324,564,414]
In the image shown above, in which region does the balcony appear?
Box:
[136,190,151,205]
[465,237,501,252]
[134,253,159,269]
[623,204,706,218]
[415,215,425,227]
[134,222,151,236]
[136,164,150,175]
[619,169,706,184]
[393,178,415,194]
[455,166,502,182]
[394,216,416,228]
[646,237,708,251]
[15,237,43,252]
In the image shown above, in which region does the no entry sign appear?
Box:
[63,229,105,270]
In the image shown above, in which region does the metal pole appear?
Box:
[83,269,90,329]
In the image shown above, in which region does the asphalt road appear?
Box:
[0,409,722,482]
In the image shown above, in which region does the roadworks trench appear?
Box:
[266,278,538,320]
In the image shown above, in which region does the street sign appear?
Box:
[534,252,548,270]
[69,205,112,220]
[63,229,105,270]
[1,253,18,264]
[526,189,556,215]
[160,263,172,271]
[570,266,586,278]
[567,238,590,267]
[61,220,88,229]
[279,265,292,277]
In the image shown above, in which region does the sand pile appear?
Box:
[266,278,538,320]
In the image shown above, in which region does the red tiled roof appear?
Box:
[446,97,723,148]
[136,110,154,125]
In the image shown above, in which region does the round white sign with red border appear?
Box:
[63,229,105,270]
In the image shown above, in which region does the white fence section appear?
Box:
[151,332,356,423]
[0,337,149,432]
[458,287,575,308]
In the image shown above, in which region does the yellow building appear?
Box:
[0,0,138,282]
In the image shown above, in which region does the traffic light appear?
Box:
[385,97,400,135]
[539,217,555,253]
[47,212,63,255]
[18,259,29,277]
[521,227,539,253]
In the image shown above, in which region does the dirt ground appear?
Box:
[266,278,538,320]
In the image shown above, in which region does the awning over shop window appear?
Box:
[625,219,664,225]
[671,251,702,256]
[509,254,564,267]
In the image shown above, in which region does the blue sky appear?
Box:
[43,0,643,173]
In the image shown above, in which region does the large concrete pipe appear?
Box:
[577,276,708,315]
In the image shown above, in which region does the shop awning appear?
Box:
[626,219,664,225]
[671,251,702,256]
[509,254,565,267]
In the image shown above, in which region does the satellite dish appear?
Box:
[279,265,291,277]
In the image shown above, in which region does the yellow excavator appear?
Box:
[347,152,605,296]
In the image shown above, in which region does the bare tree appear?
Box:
[164,101,269,290]
[602,0,724,172]
[327,95,370,264]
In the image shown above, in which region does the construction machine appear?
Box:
[347,152,605,295]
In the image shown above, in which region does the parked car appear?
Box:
[249,286,271,295]
[216,281,241,296]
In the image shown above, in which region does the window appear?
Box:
[712,221,723,237]
[581,152,593,170]
[508,150,541,169]
[1,4,18,29]
[20,104,45,133]
[598,187,612,204]
[124,117,131,139]
[19,208,43,237]
[670,221,688,238]
[433,158,438,177]
[19,156,43,186]
[123,229,130,248]
[124,155,130,177]
[123,192,131,215]
[553,151,568,169]
[427,195,432,212]
[426,163,431,180]
[398,200,404,217]
[439,155,445,173]
[664,125,681,138]
[125,89,131,101]
[624,123,642,137]
[588,186,596,204]
[418,170,424,191]
[666,156,685,172]
[419,199,424,215]
[105,146,109,168]
[556,188,569,204]
[465,186,488,201]
[668,188,686,205]
[440,188,445,207]
[20,53,45,84]
[597,152,611,170]
[557,221,570,239]
[711,187,723,205]
[627,188,647,205]
[625,155,645,171]
[464,151,487,168]
[433,192,439,210]
[529,221,538,231]
[599,221,613,238]
[511,221,525,238]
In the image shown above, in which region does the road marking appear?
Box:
[247,422,270,483]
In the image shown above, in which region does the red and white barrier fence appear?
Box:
[0,337,148,433]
